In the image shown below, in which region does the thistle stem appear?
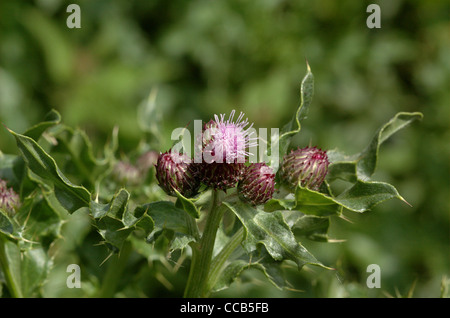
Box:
[0,235,23,298]
[96,240,132,298]
[205,227,244,294]
[184,190,224,298]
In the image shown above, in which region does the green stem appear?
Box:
[205,227,244,294]
[183,190,224,298]
[0,235,23,298]
[176,198,200,241]
[96,240,132,298]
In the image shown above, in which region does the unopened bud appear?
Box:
[155,151,200,198]
[238,163,275,205]
[280,146,329,191]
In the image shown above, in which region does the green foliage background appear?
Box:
[0,0,449,297]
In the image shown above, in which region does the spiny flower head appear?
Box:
[0,179,20,216]
[280,146,329,191]
[238,163,275,205]
[191,110,257,192]
[202,110,257,164]
[155,150,200,198]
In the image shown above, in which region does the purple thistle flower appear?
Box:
[192,110,258,191]
[0,179,20,216]
[280,146,329,191]
[155,150,200,198]
[202,110,257,164]
[238,163,275,205]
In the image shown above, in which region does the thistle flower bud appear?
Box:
[155,151,200,198]
[238,163,275,205]
[0,179,20,216]
[280,146,329,191]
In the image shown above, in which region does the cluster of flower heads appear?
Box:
[0,179,20,216]
[155,111,330,205]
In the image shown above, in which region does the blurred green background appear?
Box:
[0,0,449,297]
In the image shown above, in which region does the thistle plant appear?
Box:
[0,63,423,298]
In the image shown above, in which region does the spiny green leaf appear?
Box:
[89,189,154,252]
[19,246,53,297]
[174,188,201,219]
[0,153,37,200]
[90,188,129,220]
[14,194,64,247]
[0,154,22,187]
[138,201,196,251]
[0,188,66,269]
[0,236,53,297]
[0,210,14,237]
[223,201,327,270]
[335,179,409,213]
[294,186,342,216]
[265,63,314,168]
[213,253,286,292]
[8,129,91,214]
[50,125,113,188]
[95,217,135,252]
[123,203,153,231]
[327,112,423,182]
[23,109,61,141]
[357,112,423,179]
[264,196,296,212]
[284,211,330,242]
[265,186,341,216]
[278,63,314,153]
[269,179,406,215]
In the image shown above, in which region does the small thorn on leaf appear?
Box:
[400,195,413,208]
